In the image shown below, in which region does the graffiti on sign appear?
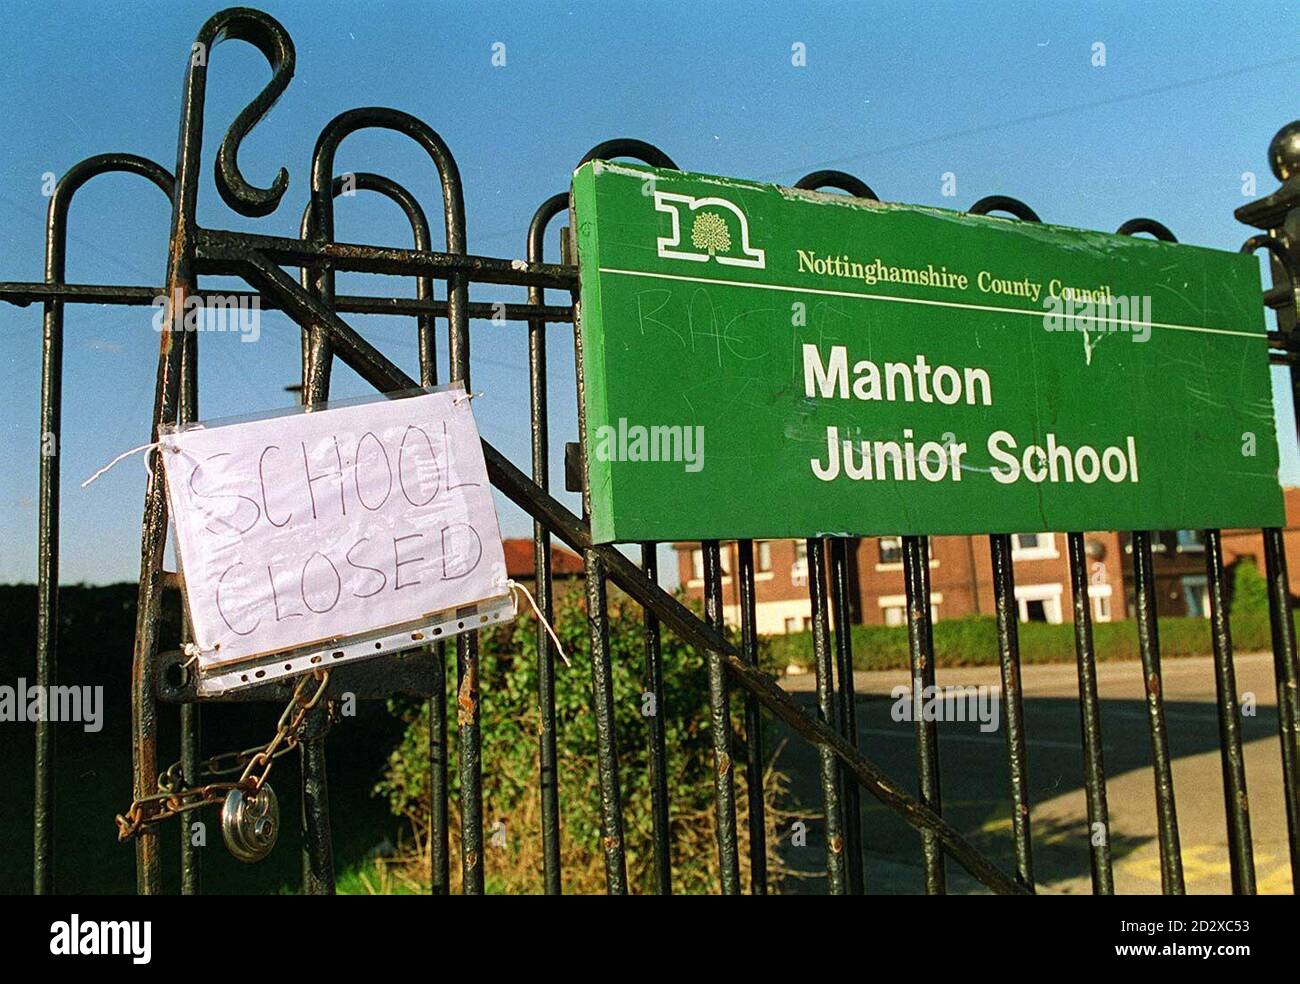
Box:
[572,161,1284,542]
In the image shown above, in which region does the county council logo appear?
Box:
[653,191,766,269]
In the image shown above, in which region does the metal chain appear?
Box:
[115,670,331,842]
[157,746,281,792]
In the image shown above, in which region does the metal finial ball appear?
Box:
[1269,120,1300,182]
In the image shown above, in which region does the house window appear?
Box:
[1011,533,1059,560]
[783,616,801,634]
[1088,584,1113,623]
[1014,583,1064,624]
[1093,594,1111,622]
[791,540,808,586]
[1123,533,1168,554]
[691,545,730,581]
[878,536,903,565]
[882,604,939,624]
[1176,530,1205,553]
[879,594,941,626]
[1182,575,1209,618]
[756,541,772,572]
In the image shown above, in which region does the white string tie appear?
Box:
[452,391,483,406]
[81,441,164,488]
[506,579,570,667]
[179,642,211,670]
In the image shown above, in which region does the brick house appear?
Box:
[673,488,1300,634]
[1127,489,1300,617]
[502,537,584,593]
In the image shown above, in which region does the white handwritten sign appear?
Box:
[160,388,510,694]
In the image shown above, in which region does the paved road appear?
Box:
[772,651,1294,894]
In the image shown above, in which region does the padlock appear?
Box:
[221,783,279,863]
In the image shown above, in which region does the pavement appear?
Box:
[771,651,1294,894]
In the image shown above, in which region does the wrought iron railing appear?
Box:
[2,6,1297,896]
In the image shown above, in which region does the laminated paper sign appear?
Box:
[572,161,1285,542]
[160,388,511,695]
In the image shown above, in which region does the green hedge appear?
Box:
[767,557,1281,673]
[765,613,1275,674]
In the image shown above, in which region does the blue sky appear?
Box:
[1,0,1297,585]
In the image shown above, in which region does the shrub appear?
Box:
[1231,557,1270,617]
[376,590,798,894]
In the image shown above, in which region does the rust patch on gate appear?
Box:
[457,661,479,725]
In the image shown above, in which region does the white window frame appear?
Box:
[689,545,730,585]
[875,535,939,571]
[876,536,904,569]
[791,540,808,586]
[1181,574,1210,618]
[1014,582,1064,624]
[878,593,941,624]
[1087,583,1113,623]
[1011,533,1059,561]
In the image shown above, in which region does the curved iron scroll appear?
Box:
[525,191,569,895]
[968,194,1041,223]
[36,154,175,895]
[298,172,436,380]
[794,169,878,201]
[194,7,296,217]
[579,139,678,169]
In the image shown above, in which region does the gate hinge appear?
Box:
[564,441,583,493]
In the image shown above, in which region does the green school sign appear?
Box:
[571,161,1284,544]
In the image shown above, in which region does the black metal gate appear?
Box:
[4,6,1298,895]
